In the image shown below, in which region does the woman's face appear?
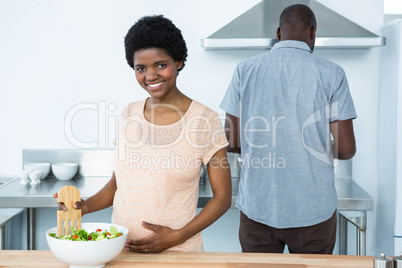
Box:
[133,48,183,100]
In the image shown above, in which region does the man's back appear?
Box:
[220,40,356,228]
[221,4,356,254]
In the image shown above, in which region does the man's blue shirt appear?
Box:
[220,40,357,228]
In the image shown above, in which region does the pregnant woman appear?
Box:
[55,15,232,253]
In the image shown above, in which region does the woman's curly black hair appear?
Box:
[124,15,188,73]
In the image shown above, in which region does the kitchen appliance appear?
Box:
[373,253,392,268]
[201,0,385,49]
[395,253,402,268]
[378,19,402,256]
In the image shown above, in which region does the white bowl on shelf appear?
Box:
[52,163,78,180]
[46,222,128,268]
[24,163,50,180]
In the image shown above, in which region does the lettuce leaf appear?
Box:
[49,225,122,241]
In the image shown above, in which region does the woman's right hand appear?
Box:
[52,192,88,217]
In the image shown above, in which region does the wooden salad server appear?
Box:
[57,185,81,236]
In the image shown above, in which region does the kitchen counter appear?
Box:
[0,250,375,267]
[0,176,373,211]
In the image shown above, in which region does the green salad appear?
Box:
[49,225,123,241]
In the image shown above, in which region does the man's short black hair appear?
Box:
[124,15,188,72]
[279,4,316,32]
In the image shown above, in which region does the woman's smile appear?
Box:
[133,48,182,100]
[146,81,165,90]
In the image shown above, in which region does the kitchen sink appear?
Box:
[0,178,14,188]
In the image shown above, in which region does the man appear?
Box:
[220,4,356,254]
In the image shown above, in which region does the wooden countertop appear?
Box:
[1,250,375,267]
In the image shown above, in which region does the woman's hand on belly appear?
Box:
[125,221,183,253]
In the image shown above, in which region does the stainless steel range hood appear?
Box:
[201,0,385,49]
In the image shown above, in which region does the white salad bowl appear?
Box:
[52,162,78,180]
[24,163,51,180]
[46,222,129,268]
